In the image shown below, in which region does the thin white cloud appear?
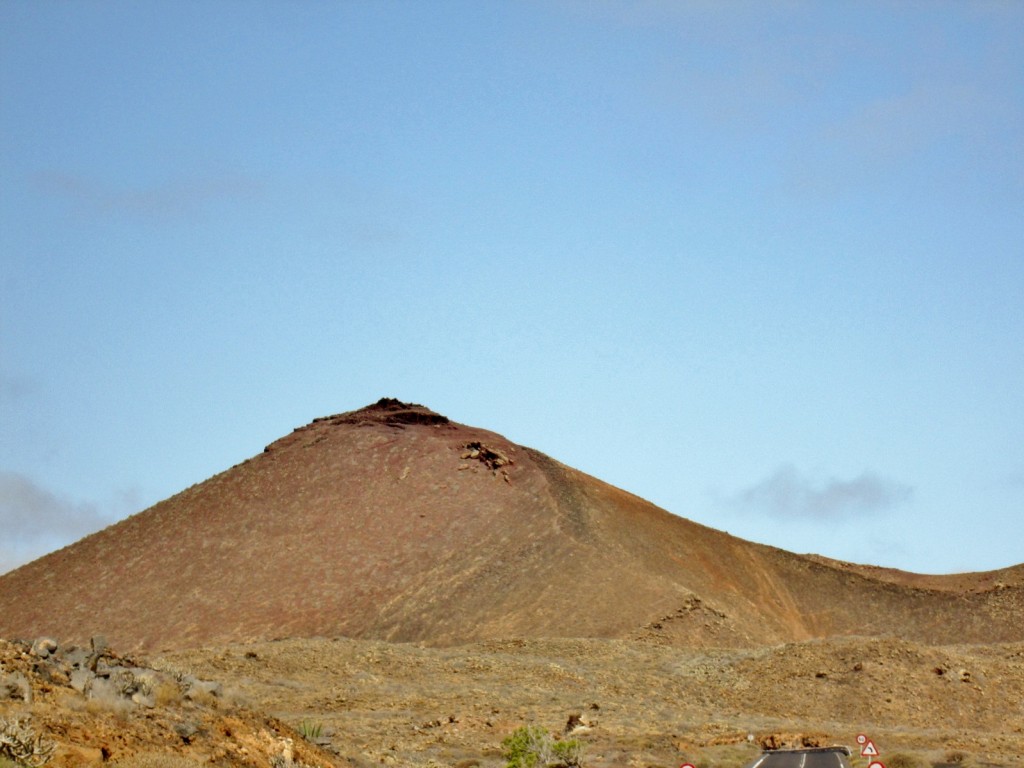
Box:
[730,464,913,520]
[0,372,37,403]
[0,472,118,575]
[787,75,1023,197]
[563,0,1024,197]
[555,0,807,32]
[28,170,263,219]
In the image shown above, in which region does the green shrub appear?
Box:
[502,725,583,768]
[551,738,584,767]
[298,719,323,739]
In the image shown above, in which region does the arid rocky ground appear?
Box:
[154,635,1024,768]
[5,632,1022,767]
[5,631,1024,767]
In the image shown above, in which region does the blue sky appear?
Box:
[2,1,1022,576]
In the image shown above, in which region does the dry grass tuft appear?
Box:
[109,754,207,768]
[84,694,134,718]
[941,750,979,767]
[886,753,927,768]
[152,679,183,707]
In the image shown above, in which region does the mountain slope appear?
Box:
[0,399,1019,651]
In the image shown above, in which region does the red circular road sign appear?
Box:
[868,762,887,768]
[680,764,696,768]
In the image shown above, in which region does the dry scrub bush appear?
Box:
[109,755,207,768]
[270,756,323,768]
[152,679,183,707]
[942,751,978,767]
[886,753,926,768]
[183,688,218,708]
[0,717,55,767]
[84,693,133,719]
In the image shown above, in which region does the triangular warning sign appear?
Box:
[861,739,880,757]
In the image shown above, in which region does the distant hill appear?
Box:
[1,398,1020,651]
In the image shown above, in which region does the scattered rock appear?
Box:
[61,646,90,669]
[182,675,223,700]
[758,732,826,750]
[30,637,58,659]
[88,675,125,704]
[4,637,225,714]
[564,712,595,733]
[0,671,31,702]
[69,668,93,694]
[0,637,340,767]
[174,720,200,743]
[460,441,513,471]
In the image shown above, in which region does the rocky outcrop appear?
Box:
[0,636,339,767]
[2,635,220,711]
[311,397,450,429]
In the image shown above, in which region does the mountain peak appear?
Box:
[263,398,451,453]
[316,397,450,428]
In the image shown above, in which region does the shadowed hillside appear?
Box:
[0,399,1020,651]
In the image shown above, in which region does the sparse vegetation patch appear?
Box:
[502,725,584,768]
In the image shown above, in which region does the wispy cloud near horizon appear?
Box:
[28,170,264,220]
[0,372,37,403]
[0,471,124,575]
[728,464,914,520]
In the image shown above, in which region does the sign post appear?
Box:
[857,732,882,765]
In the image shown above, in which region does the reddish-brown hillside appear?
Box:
[0,399,1020,651]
